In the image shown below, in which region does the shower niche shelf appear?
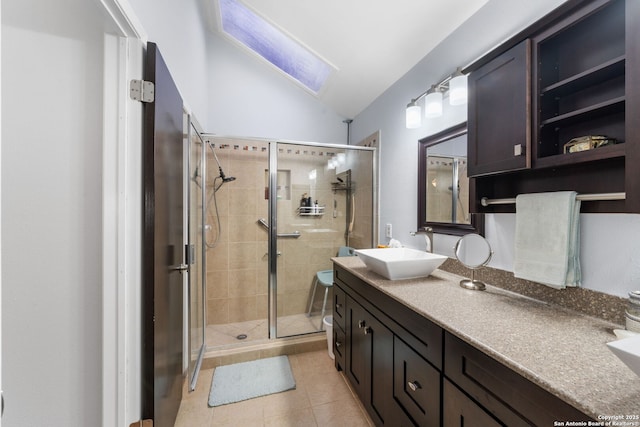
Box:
[297,206,325,216]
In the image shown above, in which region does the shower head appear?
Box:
[207,142,237,185]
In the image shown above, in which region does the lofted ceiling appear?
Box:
[206,0,489,118]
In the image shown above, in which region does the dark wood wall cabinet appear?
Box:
[332,264,591,426]
[465,0,640,213]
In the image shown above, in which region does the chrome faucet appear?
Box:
[410,227,434,253]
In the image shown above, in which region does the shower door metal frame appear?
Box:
[187,117,207,391]
[267,139,378,339]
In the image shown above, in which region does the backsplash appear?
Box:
[440,258,627,325]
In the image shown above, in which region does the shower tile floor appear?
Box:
[206,313,325,350]
[175,349,373,426]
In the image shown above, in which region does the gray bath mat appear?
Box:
[208,355,296,407]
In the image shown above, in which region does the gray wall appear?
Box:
[351,0,640,298]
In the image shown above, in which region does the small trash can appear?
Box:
[323,315,334,359]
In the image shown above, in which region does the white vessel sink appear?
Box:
[607,334,640,378]
[354,248,447,280]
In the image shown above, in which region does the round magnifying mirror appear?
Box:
[454,233,492,291]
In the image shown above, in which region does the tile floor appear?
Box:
[206,313,325,351]
[175,350,373,427]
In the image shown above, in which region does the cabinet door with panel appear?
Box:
[345,295,394,426]
[443,379,503,427]
[468,39,531,177]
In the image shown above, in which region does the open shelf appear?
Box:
[540,96,625,127]
[535,0,626,166]
[541,55,625,98]
[535,142,625,169]
[297,206,324,216]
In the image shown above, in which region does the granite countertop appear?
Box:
[333,256,640,420]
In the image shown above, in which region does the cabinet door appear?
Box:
[443,380,503,427]
[333,322,346,371]
[468,39,531,177]
[368,312,393,425]
[346,296,368,401]
[345,295,394,426]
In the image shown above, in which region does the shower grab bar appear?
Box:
[257,218,301,238]
[480,191,625,206]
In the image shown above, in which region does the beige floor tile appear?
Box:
[264,407,317,427]
[312,398,372,427]
[294,349,337,379]
[210,397,266,425]
[304,369,355,406]
[177,349,370,427]
[174,406,213,427]
[261,383,311,418]
[187,368,214,400]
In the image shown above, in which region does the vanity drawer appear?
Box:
[444,332,590,425]
[333,283,346,331]
[393,336,441,427]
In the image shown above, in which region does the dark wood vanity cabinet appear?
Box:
[467,0,640,213]
[467,39,531,178]
[333,263,592,426]
[334,265,442,426]
[444,332,590,426]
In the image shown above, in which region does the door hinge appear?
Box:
[129,419,152,427]
[130,79,155,103]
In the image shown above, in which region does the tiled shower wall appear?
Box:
[204,139,374,326]
[426,157,469,224]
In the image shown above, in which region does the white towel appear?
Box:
[513,191,581,289]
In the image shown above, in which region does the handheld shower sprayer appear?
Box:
[204,141,237,250]
[207,142,236,189]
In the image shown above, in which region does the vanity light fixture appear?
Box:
[405,67,468,128]
[425,85,443,118]
[449,68,468,106]
[406,99,422,129]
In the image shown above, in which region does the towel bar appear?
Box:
[480,192,626,207]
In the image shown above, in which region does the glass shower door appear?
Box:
[273,142,375,338]
[187,121,206,390]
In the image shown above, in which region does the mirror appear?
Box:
[418,122,484,236]
[454,233,492,290]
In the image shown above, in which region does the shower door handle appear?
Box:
[257,218,301,238]
[169,263,189,274]
[277,231,301,238]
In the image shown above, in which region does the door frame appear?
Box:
[100,0,147,425]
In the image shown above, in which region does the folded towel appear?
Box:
[513,191,581,289]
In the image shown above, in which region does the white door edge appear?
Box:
[100,1,146,425]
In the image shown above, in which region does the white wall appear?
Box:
[128,0,211,128]
[205,31,348,143]
[352,0,640,298]
[2,0,106,424]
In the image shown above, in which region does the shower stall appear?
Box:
[187,128,377,373]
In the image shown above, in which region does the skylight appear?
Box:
[217,0,334,94]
